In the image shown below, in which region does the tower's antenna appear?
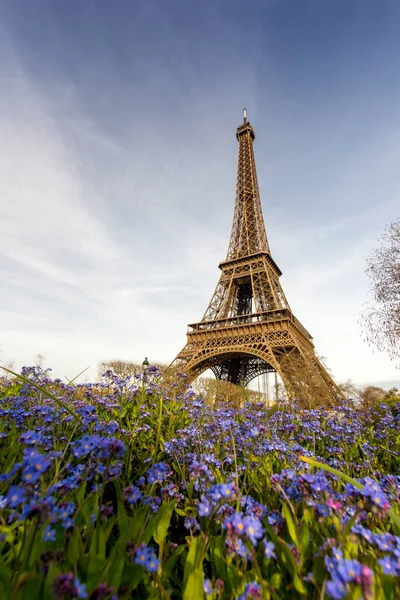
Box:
[243,108,247,123]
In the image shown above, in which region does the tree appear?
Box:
[338,379,362,405]
[98,359,167,381]
[359,385,386,411]
[361,219,400,365]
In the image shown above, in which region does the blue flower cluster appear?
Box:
[134,543,160,573]
[197,481,240,517]
[325,549,374,600]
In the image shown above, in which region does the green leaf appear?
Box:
[87,556,108,592]
[86,527,107,591]
[76,493,97,527]
[130,506,151,541]
[43,563,62,600]
[183,536,206,600]
[104,516,117,543]
[142,510,163,545]
[76,481,87,507]
[183,568,204,600]
[299,456,363,489]
[163,544,186,579]
[184,536,203,585]
[277,538,306,595]
[154,500,175,546]
[89,526,106,561]
[389,510,400,535]
[108,551,125,592]
[114,480,129,533]
[210,537,227,582]
[67,527,81,567]
[302,507,314,524]
[300,522,310,557]
[282,504,300,548]
[0,553,11,599]
[120,563,144,591]
[21,577,42,600]
[269,573,281,589]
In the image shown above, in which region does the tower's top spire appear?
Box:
[226,115,269,259]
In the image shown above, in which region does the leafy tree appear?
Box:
[361,219,400,365]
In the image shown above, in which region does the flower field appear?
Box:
[0,366,399,599]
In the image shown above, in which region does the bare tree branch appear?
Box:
[360,219,400,366]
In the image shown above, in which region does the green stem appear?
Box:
[13,521,27,580]
[154,394,164,460]
[22,517,40,571]
[154,574,171,600]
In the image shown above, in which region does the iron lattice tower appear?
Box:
[170,111,342,406]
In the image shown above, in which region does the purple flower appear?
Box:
[352,525,374,544]
[373,533,396,552]
[359,478,391,514]
[378,557,400,576]
[335,559,362,583]
[263,540,276,559]
[198,496,212,517]
[73,578,87,599]
[243,516,264,546]
[326,578,347,600]
[43,526,56,542]
[143,495,161,513]
[127,486,142,505]
[22,449,51,483]
[6,486,25,508]
[134,543,160,573]
[146,462,171,485]
[237,581,263,600]
[219,483,235,498]
[231,537,251,560]
[316,503,330,518]
[228,511,246,534]
[204,579,213,595]
[20,430,42,445]
[57,502,76,527]
[184,517,200,531]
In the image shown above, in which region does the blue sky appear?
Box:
[1,0,399,387]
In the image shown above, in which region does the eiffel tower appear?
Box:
[170,110,342,406]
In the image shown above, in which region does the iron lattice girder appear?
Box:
[227,122,270,259]
[202,252,290,323]
[169,115,343,406]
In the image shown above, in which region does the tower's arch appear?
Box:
[183,349,282,388]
